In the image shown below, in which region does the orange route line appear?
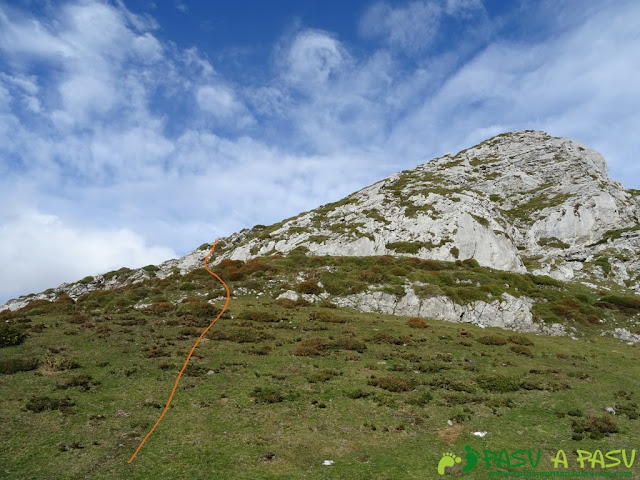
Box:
[128,240,230,463]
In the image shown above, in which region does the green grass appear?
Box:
[385,242,424,254]
[504,192,574,223]
[538,237,570,249]
[591,225,640,246]
[1,254,640,478]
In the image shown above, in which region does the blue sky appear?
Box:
[1,0,639,304]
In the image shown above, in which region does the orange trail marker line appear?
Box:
[128,240,230,464]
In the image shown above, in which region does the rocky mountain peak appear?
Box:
[3,131,639,323]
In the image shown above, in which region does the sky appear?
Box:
[0,0,639,304]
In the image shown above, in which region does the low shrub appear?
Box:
[145,302,175,315]
[307,368,341,383]
[209,328,273,343]
[251,386,284,404]
[386,241,423,254]
[177,297,217,319]
[0,324,27,348]
[477,335,507,346]
[178,327,201,338]
[276,298,297,309]
[345,388,372,399]
[68,312,89,324]
[476,375,521,393]
[598,295,640,312]
[406,391,433,406]
[296,280,322,295]
[335,337,366,352]
[292,337,329,356]
[0,357,40,374]
[406,317,427,329]
[310,311,347,323]
[510,345,533,357]
[507,335,534,346]
[57,375,99,391]
[572,414,619,440]
[41,356,81,372]
[25,395,75,413]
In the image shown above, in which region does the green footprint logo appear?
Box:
[437,452,461,475]
[463,445,480,472]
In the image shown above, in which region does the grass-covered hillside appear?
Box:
[1,251,639,479]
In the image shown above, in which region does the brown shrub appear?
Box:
[215,259,245,280]
[68,312,89,324]
[507,335,534,346]
[145,302,175,315]
[406,317,427,329]
[335,337,366,352]
[292,337,329,356]
[510,345,533,357]
[241,258,276,275]
[296,280,322,295]
[276,298,297,309]
[95,325,111,334]
[144,348,169,358]
[477,335,507,346]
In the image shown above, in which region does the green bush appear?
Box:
[0,357,39,374]
[335,337,366,352]
[598,295,640,312]
[251,386,284,404]
[386,241,424,254]
[572,414,619,440]
[25,396,75,413]
[476,375,521,393]
[177,297,217,319]
[57,375,99,391]
[369,375,418,393]
[0,324,27,348]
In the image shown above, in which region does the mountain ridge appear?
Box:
[3,130,639,341]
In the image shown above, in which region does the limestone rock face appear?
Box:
[3,130,639,342]
[213,130,639,291]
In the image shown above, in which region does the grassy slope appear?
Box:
[1,254,639,479]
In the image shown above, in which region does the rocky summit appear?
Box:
[4,130,640,340]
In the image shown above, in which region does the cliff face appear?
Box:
[3,130,639,339]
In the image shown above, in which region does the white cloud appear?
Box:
[283,30,348,90]
[0,210,175,304]
[445,0,483,17]
[360,1,442,52]
[196,84,253,126]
